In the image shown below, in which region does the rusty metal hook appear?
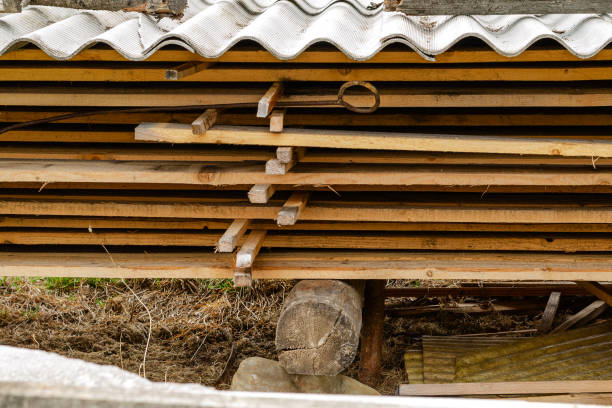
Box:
[337,81,380,113]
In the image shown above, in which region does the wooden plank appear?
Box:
[248,184,276,204]
[391,0,611,15]
[7,63,612,82]
[2,145,612,168]
[4,46,612,64]
[2,251,612,280]
[574,281,612,307]
[5,230,612,252]
[2,216,612,233]
[387,300,544,316]
[269,110,284,133]
[2,199,612,224]
[191,109,217,136]
[386,284,612,298]
[136,123,612,157]
[257,82,283,118]
[217,219,250,253]
[165,62,210,80]
[10,109,612,128]
[538,291,561,334]
[8,84,612,108]
[551,300,608,333]
[397,381,612,396]
[10,160,612,188]
[234,230,267,287]
[277,192,309,226]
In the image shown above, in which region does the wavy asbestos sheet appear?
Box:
[0,0,612,61]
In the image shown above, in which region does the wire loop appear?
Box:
[337,81,380,113]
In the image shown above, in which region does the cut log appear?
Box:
[276,279,365,376]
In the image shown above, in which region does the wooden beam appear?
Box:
[397,380,612,396]
[234,230,267,287]
[165,62,210,81]
[538,291,561,334]
[16,158,612,189]
[8,63,612,82]
[1,251,612,280]
[8,84,612,108]
[574,281,612,307]
[4,230,612,252]
[269,110,285,133]
[191,109,217,136]
[257,82,283,118]
[358,280,386,387]
[390,0,610,14]
[136,124,612,158]
[267,146,306,174]
[248,184,276,204]
[3,199,612,225]
[277,192,309,226]
[5,46,612,64]
[551,300,608,333]
[385,283,612,298]
[217,219,250,253]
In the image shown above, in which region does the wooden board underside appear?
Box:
[4,63,612,82]
[2,251,612,280]
[2,199,612,224]
[2,230,612,252]
[3,159,612,186]
[398,380,612,396]
[5,85,612,107]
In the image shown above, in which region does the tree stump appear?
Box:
[276,280,364,376]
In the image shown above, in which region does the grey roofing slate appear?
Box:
[0,0,611,61]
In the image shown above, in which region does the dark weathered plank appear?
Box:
[389,0,611,15]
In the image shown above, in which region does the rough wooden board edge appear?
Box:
[257,82,283,118]
[165,62,210,80]
[389,0,611,15]
[191,109,217,136]
[248,184,276,204]
[217,218,250,253]
[397,380,612,396]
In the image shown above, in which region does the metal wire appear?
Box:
[0,81,379,135]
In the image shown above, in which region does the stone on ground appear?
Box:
[230,357,379,395]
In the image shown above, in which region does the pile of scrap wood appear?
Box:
[1,43,612,284]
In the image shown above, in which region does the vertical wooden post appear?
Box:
[358,279,385,387]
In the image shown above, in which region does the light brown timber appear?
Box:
[538,291,561,334]
[217,219,250,253]
[277,192,309,226]
[234,230,267,286]
[191,109,217,135]
[551,300,608,333]
[397,380,612,396]
[257,82,283,118]
[248,184,276,204]
[2,251,612,280]
[269,110,285,133]
[574,281,612,307]
[165,62,211,81]
[135,123,612,157]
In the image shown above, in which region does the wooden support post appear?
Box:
[165,62,210,81]
[257,82,283,118]
[234,230,266,287]
[191,109,217,136]
[574,281,612,307]
[538,291,561,334]
[247,184,276,204]
[551,300,608,333]
[276,280,365,375]
[277,192,309,226]
[217,219,250,253]
[270,110,285,133]
[358,279,386,387]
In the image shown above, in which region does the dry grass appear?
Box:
[0,277,603,395]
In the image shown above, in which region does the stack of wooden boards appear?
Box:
[1,43,612,284]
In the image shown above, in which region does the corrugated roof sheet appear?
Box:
[1,0,612,61]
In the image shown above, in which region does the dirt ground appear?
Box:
[0,277,606,395]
